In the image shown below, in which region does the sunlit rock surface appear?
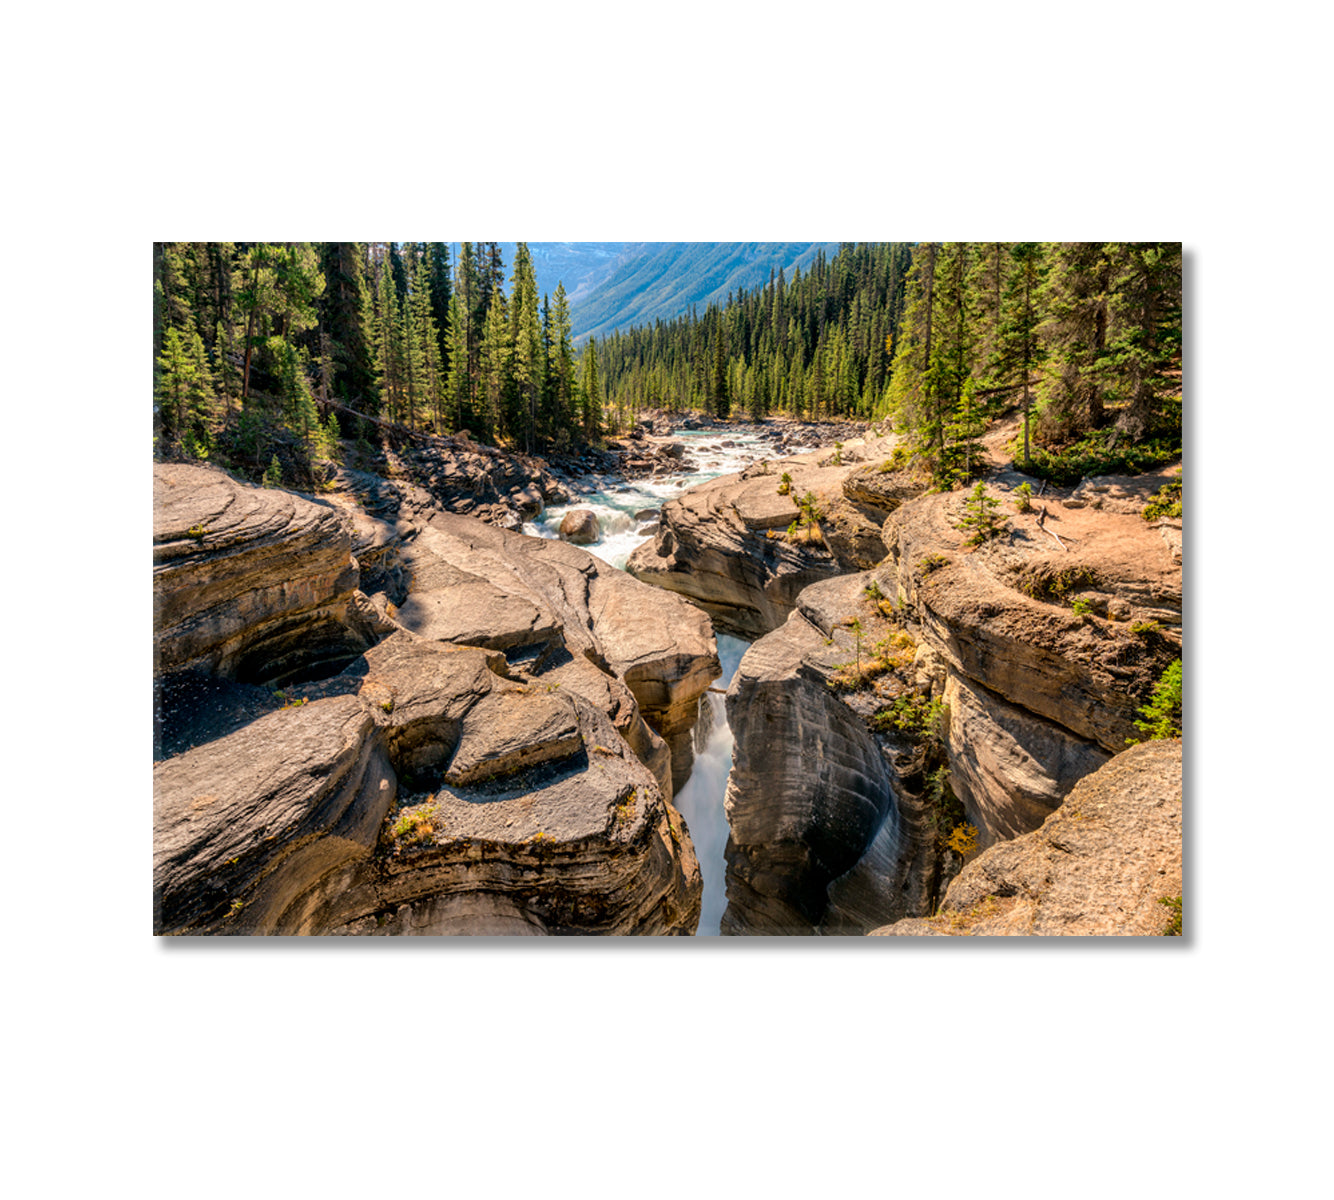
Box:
[873,740,1182,937]
[626,433,906,639]
[153,463,708,936]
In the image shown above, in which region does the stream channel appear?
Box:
[523,430,773,933]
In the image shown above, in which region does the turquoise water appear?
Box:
[522,431,772,569]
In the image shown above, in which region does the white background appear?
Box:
[6,2,1325,1196]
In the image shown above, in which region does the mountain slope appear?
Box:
[569,242,839,341]
[488,242,628,308]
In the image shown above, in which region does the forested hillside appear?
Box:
[594,240,1182,484]
[152,241,605,488]
[152,241,1182,493]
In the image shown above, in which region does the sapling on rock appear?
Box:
[956,482,1005,546]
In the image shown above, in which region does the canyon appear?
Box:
[154,416,1182,936]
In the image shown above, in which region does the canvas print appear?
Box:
[152,242,1182,937]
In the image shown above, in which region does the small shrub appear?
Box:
[1129,659,1182,743]
[878,446,911,474]
[946,824,979,858]
[863,579,885,602]
[186,523,209,541]
[389,801,440,848]
[1158,895,1183,936]
[1016,563,1100,601]
[872,694,947,744]
[777,472,793,497]
[1130,619,1162,638]
[1019,431,1182,487]
[1014,482,1033,513]
[263,455,283,487]
[1142,471,1183,523]
[1071,596,1093,619]
[611,789,638,831]
[919,553,950,576]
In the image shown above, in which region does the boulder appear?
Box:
[559,508,601,544]
[872,741,1182,936]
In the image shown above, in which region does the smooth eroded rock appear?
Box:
[872,740,1182,936]
[154,463,367,683]
[559,508,601,544]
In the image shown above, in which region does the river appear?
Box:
[522,430,775,933]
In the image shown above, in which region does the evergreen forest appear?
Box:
[153,241,1181,490]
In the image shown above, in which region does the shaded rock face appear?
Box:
[720,572,936,935]
[153,463,713,936]
[942,671,1111,844]
[881,475,1181,848]
[400,438,570,528]
[154,463,371,684]
[155,634,701,935]
[872,741,1182,937]
[559,508,601,544]
[626,433,906,639]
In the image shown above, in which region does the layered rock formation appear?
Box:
[398,434,571,528]
[626,432,905,638]
[153,462,713,936]
[155,633,700,935]
[154,463,372,683]
[872,740,1182,936]
[883,470,1181,848]
[713,464,1183,935]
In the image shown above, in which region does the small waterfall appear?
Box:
[674,634,750,935]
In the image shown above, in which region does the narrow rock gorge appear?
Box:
[154,431,1182,938]
[631,444,1183,936]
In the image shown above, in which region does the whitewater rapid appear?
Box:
[522,431,772,934]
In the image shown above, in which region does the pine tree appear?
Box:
[550,283,576,446]
[445,290,470,434]
[479,288,508,443]
[581,339,602,441]
[233,243,277,404]
[317,242,375,413]
[509,243,542,452]
[155,325,215,454]
[882,242,941,469]
[712,330,730,419]
[425,242,453,377]
[1037,242,1114,442]
[991,242,1047,467]
[1104,243,1182,442]
[370,259,403,424]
